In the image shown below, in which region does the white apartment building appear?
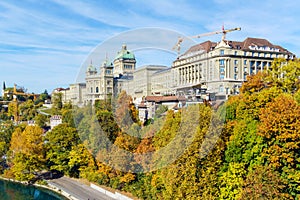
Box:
[172,37,295,100]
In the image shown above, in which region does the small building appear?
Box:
[137,95,187,121]
[27,120,35,126]
[137,100,148,124]
[50,115,62,130]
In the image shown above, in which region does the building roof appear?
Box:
[50,115,62,120]
[135,65,168,72]
[181,37,294,58]
[87,63,97,72]
[114,44,135,60]
[138,100,147,108]
[101,59,113,68]
[152,67,172,75]
[145,95,186,103]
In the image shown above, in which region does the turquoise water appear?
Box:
[0,179,68,200]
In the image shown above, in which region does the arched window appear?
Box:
[96,87,99,93]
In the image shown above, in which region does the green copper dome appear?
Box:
[114,44,135,60]
[101,59,113,68]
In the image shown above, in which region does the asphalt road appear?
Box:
[48,176,114,200]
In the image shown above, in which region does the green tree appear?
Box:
[34,114,48,128]
[0,121,15,173]
[45,123,80,175]
[51,92,63,115]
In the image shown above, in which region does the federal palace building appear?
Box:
[56,36,295,106]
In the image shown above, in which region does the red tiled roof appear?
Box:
[138,100,147,108]
[145,95,186,103]
[182,37,293,56]
[145,96,163,102]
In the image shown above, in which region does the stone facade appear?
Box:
[60,38,294,106]
[172,38,295,100]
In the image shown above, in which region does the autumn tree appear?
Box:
[8,126,45,181]
[240,166,290,200]
[68,144,97,178]
[258,94,300,197]
[114,91,139,132]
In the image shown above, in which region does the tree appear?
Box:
[45,123,80,175]
[68,144,97,178]
[240,166,289,200]
[34,114,48,128]
[114,91,139,133]
[8,126,45,181]
[0,121,14,173]
[51,92,63,114]
[258,94,300,197]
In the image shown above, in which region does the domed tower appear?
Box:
[113,44,136,77]
[86,60,97,76]
[100,58,114,96]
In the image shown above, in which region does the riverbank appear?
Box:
[0,176,134,200]
[0,176,68,199]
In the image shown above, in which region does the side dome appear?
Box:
[101,59,113,68]
[87,62,97,72]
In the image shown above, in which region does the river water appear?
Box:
[0,179,68,200]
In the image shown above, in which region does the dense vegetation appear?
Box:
[0,58,299,199]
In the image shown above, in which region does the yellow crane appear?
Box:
[13,83,38,100]
[173,26,241,55]
[10,84,38,122]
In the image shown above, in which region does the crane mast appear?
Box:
[173,26,241,55]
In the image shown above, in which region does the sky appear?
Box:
[1,0,300,94]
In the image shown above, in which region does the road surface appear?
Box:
[48,176,114,200]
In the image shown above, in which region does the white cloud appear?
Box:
[1,0,300,94]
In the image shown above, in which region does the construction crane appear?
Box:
[173,26,241,55]
[13,83,38,100]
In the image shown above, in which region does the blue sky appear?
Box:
[1,0,299,94]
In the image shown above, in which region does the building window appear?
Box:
[258,53,260,57]
[96,87,99,93]
[234,74,238,80]
[105,69,111,74]
[219,85,224,92]
[244,52,247,56]
[234,66,238,73]
[220,50,224,55]
[220,74,225,80]
[234,51,237,56]
[234,60,238,65]
[244,73,247,80]
[124,65,132,69]
[244,60,247,65]
[219,59,225,66]
[220,67,225,73]
[252,52,255,57]
[107,80,111,85]
[90,87,93,93]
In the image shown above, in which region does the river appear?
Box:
[0,179,68,200]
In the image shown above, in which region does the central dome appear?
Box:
[114,44,135,60]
